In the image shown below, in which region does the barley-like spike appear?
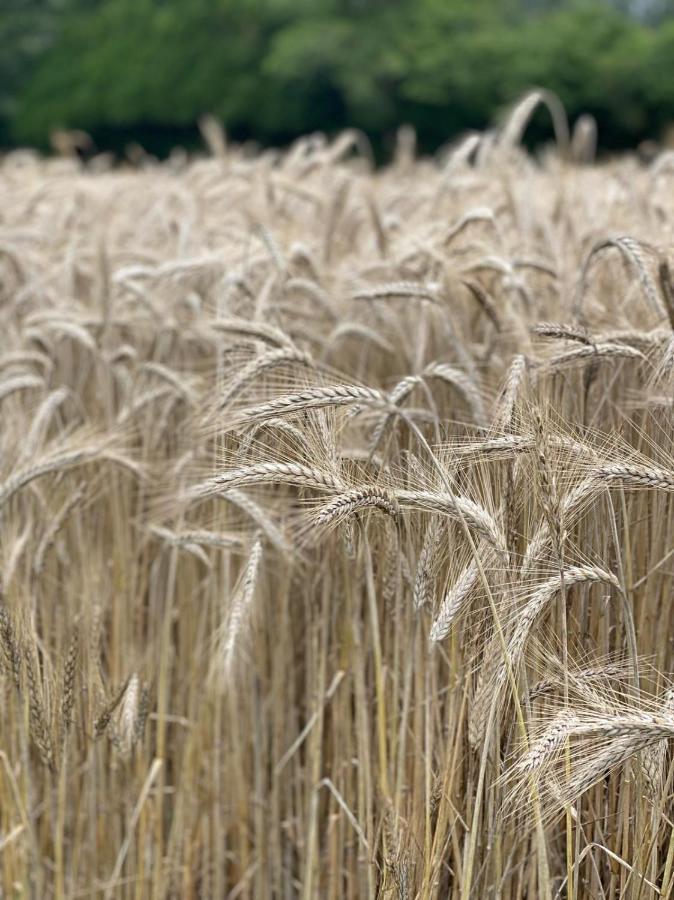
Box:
[315,487,401,526]
[134,685,151,745]
[24,647,54,769]
[642,688,674,797]
[236,384,386,425]
[470,566,619,746]
[414,517,443,610]
[0,601,21,689]
[94,676,132,738]
[518,711,581,774]
[0,447,139,512]
[593,462,674,492]
[423,362,487,426]
[188,462,345,500]
[34,485,86,578]
[219,348,314,409]
[352,281,442,304]
[61,629,79,739]
[430,557,484,641]
[211,534,264,686]
[576,236,664,319]
[461,279,501,331]
[212,317,295,349]
[538,343,645,372]
[531,322,593,345]
[0,373,43,404]
[494,354,527,430]
[395,489,507,556]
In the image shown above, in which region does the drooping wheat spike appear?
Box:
[20,387,71,462]
[592,462,674,492]
[35,318,98,352]
[134,684,151,746]
[522,712,674,810]
[210,533,264,687]
[576,236,664,320]
[529,662,629,701]
[218,348,314,409]
[413,517,442,610]
[395,489,507,557]
[0,600,21,689]
[493,354,527,430]
[315,487,401,527]
[564,736,658,804]
[517,711,581,774]
[461,279,501,331]
[504,464,519,564]
[187,462,345,501]
[509,567,619,671]
[94,677,132,738]
[0,373,44,404]
[60,628,79,741]
[498,88,569,153]
[537,343,645,373]
[533,408,565,562]
[642,688,674,798]
[0,446,140,513]
[423,362,487,426]
[430,556,488,641]
[470,566,620,746]
[0,350,52,376]
[325,321,396,357]
[212,317,296,349]
[598,328,669,352]
[531,322,593,346]
[34,485,86,578]
[352,281,442,304]
[150,525,243,552]
[454,435,533,462]
[380,526,399,603]
[234,384,387,425]
[24,645,54,770]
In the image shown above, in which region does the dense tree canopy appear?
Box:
[3,0,674,156]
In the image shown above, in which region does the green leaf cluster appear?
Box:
[4,0,674,154]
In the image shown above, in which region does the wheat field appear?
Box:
[2,94,674,898]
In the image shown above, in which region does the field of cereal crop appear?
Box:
[2,95,674,897]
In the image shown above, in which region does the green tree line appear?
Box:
[2,0,674,156]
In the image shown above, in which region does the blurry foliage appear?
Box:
[3,0,674,155]
[0,0,63,143]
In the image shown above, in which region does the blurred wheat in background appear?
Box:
[3,93,674,897]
